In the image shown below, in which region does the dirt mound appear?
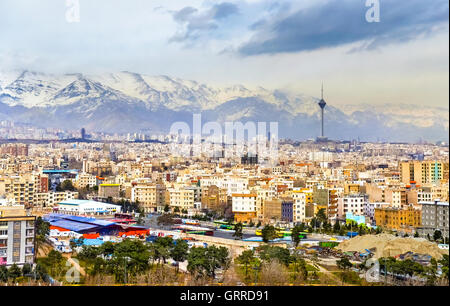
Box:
[337,234,447,259]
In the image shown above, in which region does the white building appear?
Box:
[55,199,121,215]
[338,195,368,219]
[292,191,307,223]
[231,194,256,213]
[34,191,78,207]
[200,177,249,196]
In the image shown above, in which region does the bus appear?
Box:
[255,229,307,239]
[181,219,200,226]
[172,225,214,236]
[214,220,232,225]
[218,224,234,230]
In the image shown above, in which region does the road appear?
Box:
[66,256,86,277]
[142,215,256,241]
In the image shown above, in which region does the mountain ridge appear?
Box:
[0,70,448,142]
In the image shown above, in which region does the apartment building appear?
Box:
[418,200,449,239]
[0,176,35,206]
[374,206,421,231]
[292,191,307,223]
[400,161,448,185]
[254,187,276,223]
[98,183,121,198]
[313,187,338,223]
[232,193,257,223]
[201,177,249,196]
[263,199,282,223]
[364,202,390,225]
[385,189,406,208]
[131,184,166,213]
[337,194,368,219]
[33,191,78,207]
[0,206,35,266]
[74,172,98,189]
[201,185,228,213]
[168,188,195,212]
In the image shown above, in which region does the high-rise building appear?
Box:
[400,161,448,184]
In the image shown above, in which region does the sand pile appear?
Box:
[337,234,447,259]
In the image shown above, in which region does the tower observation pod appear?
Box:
[317,84,328,142]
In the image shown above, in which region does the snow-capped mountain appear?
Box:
[0,70,448,142]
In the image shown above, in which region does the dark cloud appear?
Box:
[239,0,449,56]
[212,2,239,20]
[173,6,198,23]
[170,2,239,43]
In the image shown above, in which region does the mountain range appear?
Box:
[0,70,448,142]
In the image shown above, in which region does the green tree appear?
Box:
[187,247,208,279]
[336,257,353,271]
[358,225,366,236]
[111,239,150,283]
[187,245,230,280]
[423,258,438,286]
[157,213,176,227]
[60,180,76,191]
[153,236,174,264]
[99,241,115,258]
[258,245,291,266]
[333,221,341,233]
[233,222,243,240]
[261,225,278,243]
[8,263,22,282]
[22,263,32,276]
[236,250,257,280]
[291,224,303,247]
[163,204,170,213]
[78,245,100,261]
[414,231,420,238]
[90,257,108,276]
[170,239,189,273]
[309,217,320,231]
[34,263,49,282]
[204,245,230,279]
[316,208,327,224]
[47,250,66,277]
[439,254,449,282]
[35,217,50,252]
[291,253,308,282]
[433,230,442,242]
[0,265,8,282]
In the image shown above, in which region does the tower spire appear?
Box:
[321,82,323,100]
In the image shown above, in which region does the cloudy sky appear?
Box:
[0,0,448,107]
